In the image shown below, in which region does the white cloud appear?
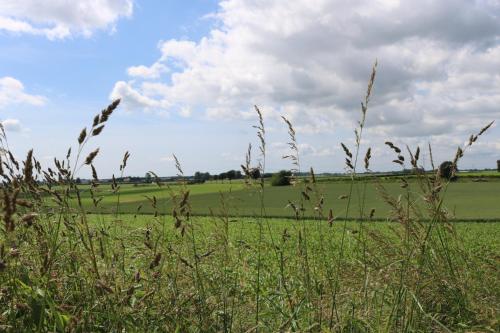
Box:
[127,62,168,79]
[110,0,500,169]
[0,76,46,108]
[0,0,133,40]
[1,118,22,132]
[179,106,192,118]
[109,81,170,111]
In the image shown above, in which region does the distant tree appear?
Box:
[497,160,500,172]
[203,172,210,181]
[439,161,457,181]
[219,172,227,182]
[213,174,219,182]
[193,171,210,183]
[249,168,261,179]
[75,177,82,184]
[144,172,152,183]
[227,170,236,182]
[194,171,203,183]
[271,170,292,186]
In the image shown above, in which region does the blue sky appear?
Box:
[0,1,218,110]
[1,0,499,178]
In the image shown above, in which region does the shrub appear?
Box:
[439,161,457,181]
[271,170,292,186]
[249,167,261,179]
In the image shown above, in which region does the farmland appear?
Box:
[3,208,499,331]
[1,84,499,331]
[65,177,500,220]
[1,166,493,331]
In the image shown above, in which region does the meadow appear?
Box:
[1,65,499,332]
[71,179,500,220]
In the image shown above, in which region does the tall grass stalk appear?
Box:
[329,60,377,328]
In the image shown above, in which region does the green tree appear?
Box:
[271,170,292,186]
[219,172,227,183]
[193,171,203,183]
[249,168,261,179]
[227,170,236,183]
[439,161,457,181]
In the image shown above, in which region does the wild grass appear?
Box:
[0,65,499,332]
[46,181,500,220]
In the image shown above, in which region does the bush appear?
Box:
[439,161,458,181]
[271,170,292,186]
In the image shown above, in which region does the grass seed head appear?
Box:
[78,128,87,145]
[364,147,372,170]
[84,148,100,165]
[92,125,105,137]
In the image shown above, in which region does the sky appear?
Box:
[0,0,499,178]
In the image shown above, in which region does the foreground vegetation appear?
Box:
[2,213,498,332]
[1,64,499,332]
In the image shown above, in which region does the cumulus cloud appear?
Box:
[0,76,46,108]
[0,0,132,40]
[109,81,171,112]
[111,0,500,160]
[127,62,168,79]
[1,118,22,132]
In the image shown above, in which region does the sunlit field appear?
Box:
[1,88,499,331]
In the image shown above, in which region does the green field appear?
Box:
[69,178,500,220]
[2,94,499,331]
[458,170,500,177]
[6,210,498,331]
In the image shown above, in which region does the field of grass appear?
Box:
[2,211,498,331]
[2,78,499,331]
[68,179,500,220]
[458,170,500,178]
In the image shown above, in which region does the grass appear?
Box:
[63,180,500,220]
[457,170,500,178]
[1,65,499,332]
[2,213,499,331]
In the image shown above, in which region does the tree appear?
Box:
[193,171,210,183]
[144,172,152,183]
[227,170,236,182]
[203,172,210,181]
[438,161,457,181]
[497,160,500,172]
[219,172,227,182]
[193,171,203,183]
[271,170,292,186]
[249,168,261,179]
